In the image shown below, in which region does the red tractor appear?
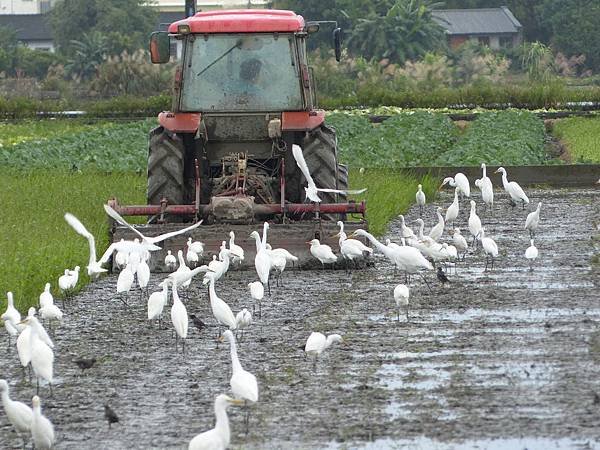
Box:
[109,9,366,269]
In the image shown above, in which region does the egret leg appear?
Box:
[397,308,400,323]
[419,274,433,293]
[406,304,410,322]
[484,256,489,272]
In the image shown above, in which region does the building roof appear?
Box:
[158,11,187,29]
[0,14,52,41]
[432,7,522,35]
[168,9,304,34]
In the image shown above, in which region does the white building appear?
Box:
[153,0,271,12]
[0,0,54,15]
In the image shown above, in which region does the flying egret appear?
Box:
[445,189,459,227]
[0,379,33,448]
[204,272,237,333]
[308,239,337,269]
[64,213,108,279]
[429,206,445,242]
[479,228,499,271]
[468,200,482,247]
[188,394,244,450]
[393,284,410,322]
[235,308,252,340]
[228,231,244,265]
[304,332,343,367]
[441,173,470,198]
[452,228,468,260]
[38,284,53,309]
[495,167,529,209]
[31,395,55,450]
[148,282,168,325]
[98,238,160,267]
[104,204,203,245]
[291,144,367,203]
[415,184,426,216]
[525,239,539,271]
[164,250,177,271]
[171,284,188,353]
[248,281,264,318]
[525,202,542,238]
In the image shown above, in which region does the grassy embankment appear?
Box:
[552,116,600,163]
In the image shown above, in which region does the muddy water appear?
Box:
[1,188,599,449]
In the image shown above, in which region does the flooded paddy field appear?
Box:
[1,187,599,449]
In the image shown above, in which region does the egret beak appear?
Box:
[305,241,312,244]
[494,169,501,173]
[218,334,225,343]
[230,252,243,259]
[228,398,245,406]
[348,232,358,238]
[332,232,340,238]
[18,318,30,325]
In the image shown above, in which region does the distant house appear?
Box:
[432,7,522,50]
[0,14,54,51]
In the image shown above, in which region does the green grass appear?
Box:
[0,119,101,147]
[349,168,438,236]
[552,117,600,163]
[0,171,145,312]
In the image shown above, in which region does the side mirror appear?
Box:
[333,28,342,62]
[149,31,170,64]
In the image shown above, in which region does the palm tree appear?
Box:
[65,31,109,80]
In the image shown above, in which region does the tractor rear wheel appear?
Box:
[147,126,185,212]
[297,125,347,219]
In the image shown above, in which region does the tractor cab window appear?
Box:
[181,34,303,112]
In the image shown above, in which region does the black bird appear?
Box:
[437,267,450,284]
[74,358,97,374]
[189,314,206,332]
[104,403,120,429]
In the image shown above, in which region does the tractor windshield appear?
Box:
[181,34,303,112]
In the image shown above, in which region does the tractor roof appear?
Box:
[168,9,305,34]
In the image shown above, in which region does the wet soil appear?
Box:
[1,187,599,449]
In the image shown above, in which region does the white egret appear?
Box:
[166,264,210,290]
[429,206,445,242]
[266,245,288,286]
[353,229,433,288]
[31,395,55,450]
[415,184,426,216]
[98,238,160,267]
[187,237,204,256]
[2,292,21,330]
[64,213,108,279]
[228,231,244,264]
[186,245,200,267]
[334,221,372,257]
[479,228,499,271]
[4,318,18,348]
[188,394,243,450]
[204,272,237,331]
[171,284,188,353]
[468,200,482,247]
[393,284,410,322]
[305,332,343,367]
[114,240,129,270]
[173,250,193,289]
[104,204,203,245]
[495,167,529,209]
[164,250,177,271]
[136,259,151,294]
[477,163,494,213]
[116,264,134,297]
[205,249,237,283]
[67,266,80,289]
[308,239,337,269]
[21,316,54,394]
[38,284,53,309]
[445,189,459,227]
[39,304,63,327]
[147,282,168,324]
[291,144,366,203]
[235,308,252,340]
[221,330,259,403]
[441,173,470,198]
[525,239,539,271]
[452,228,468,260]
[250,228,271,293]
[0,380,33,447]
[398,215,416,240]
[248,281,264,318]
[525,202,542,238]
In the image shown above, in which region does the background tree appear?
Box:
[346,0,446,64]
[48,0,157,57]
